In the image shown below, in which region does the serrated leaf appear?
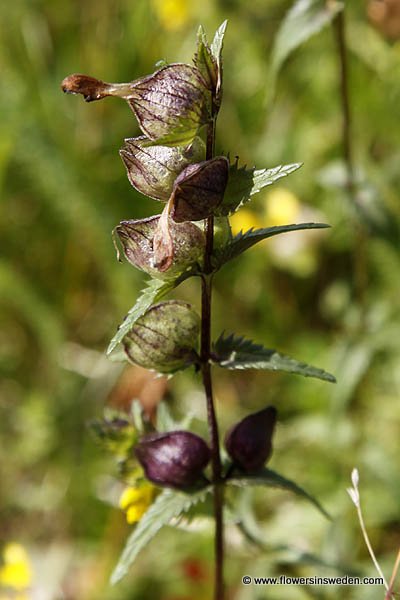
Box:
[217,162,302,216]
[213,333,336,383]
[107,279,175,356]
[110,487,210,584]
[214,222,330,267]
[194,26,218,92]
[269,0,343,99]
[227,467,330,520]
[210,20,228,100]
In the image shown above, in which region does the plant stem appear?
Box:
[200,118,224,600]
[385,547,400,600]
[333,7,367,318]
[355,501,392,595]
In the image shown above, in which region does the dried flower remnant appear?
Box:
[135,431,211,489]
[225,406,277,473]
[62,64,212,144]
[123,300,200,373]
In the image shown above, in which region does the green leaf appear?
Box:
[210,20,228,63]
[214,222,330,267]
[210,20,228,102]
[194,26,218,91]
[213,333,336,383]
[217,161,302,216]
[106,279,176,356]
[156,401,193,433]
[110,487,210,584]
[227,467,331,520]
[269,0,343,99]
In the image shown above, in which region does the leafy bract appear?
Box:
[110,487,210,584]
[210,20,227,100]
[213,222,330,267]
[212,333,336,383]
[107,279,175,356]
[217,161,302,216]
[194,26,218,92]
[227,467,330,520]
[269,0,343,99]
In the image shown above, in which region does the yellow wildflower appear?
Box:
[230,208,263,235]
[264,187,301,227]
[151,0,190,31]
[119,483,157,524]
[0,543,32,599]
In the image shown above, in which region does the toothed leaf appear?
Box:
[210,20,228,102]
[110,487,211,584]
[194,25,218,92]
[213,333,336,383]
[217,162,303,216]
[213,222,330,267]
[227,468,330,520]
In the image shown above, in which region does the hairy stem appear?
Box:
[201,117,224,600]
[333,8,367,318]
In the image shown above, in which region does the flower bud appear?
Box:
[62,63,212,144]
[90,416,137,456]
[120,136,205,201]
[135,431,211,489]
[170,157,229,222]
[123,301,200,373]
[225,406,277,473]
[115,215,204,279]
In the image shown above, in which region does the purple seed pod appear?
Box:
[170,156,229,222]
[225,406,277,473]
[135,431,211,489]
[115,215,204,279]
[119,136,205,202]
[123,301,200,373]
[62,63,212,144]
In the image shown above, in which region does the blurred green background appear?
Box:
[1,0,400,598]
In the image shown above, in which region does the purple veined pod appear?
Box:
[61,63,212,144]
[123,301,201,374]
[170,156,229,222]
[119,136,206,202]
[115,215,205,278]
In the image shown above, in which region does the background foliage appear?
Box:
[1,0,399,598]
